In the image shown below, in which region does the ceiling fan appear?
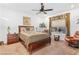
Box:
[32,3,53,14]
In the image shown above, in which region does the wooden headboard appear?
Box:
[18,25,34,33]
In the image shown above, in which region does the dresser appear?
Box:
[7,33,19,44]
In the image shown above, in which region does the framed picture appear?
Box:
[23,16,31,25]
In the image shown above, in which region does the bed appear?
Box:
[18,25,51,54]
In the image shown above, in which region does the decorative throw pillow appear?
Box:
[21,27,26,32]
[25,27,34,31]
[25,27,30,31]
[75,31,79,35]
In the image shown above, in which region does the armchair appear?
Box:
[65,31,79,48]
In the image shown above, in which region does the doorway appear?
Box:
[49,13,70,41]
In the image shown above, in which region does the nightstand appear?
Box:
[7,33,19,44]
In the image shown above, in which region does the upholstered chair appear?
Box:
[65,31,79,48]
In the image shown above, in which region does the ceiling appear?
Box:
[0,3,79,16]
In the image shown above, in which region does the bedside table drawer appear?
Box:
[7,33,19,44]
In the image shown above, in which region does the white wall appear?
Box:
[0,18,7,43]
[70,8,79,36]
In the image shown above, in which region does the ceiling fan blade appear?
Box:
[43,11,47,14]
[32,9,40,11]
[36,11,41,14]
[44,9,53,11]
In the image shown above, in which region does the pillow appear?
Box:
[25,27,34,32]
[25,27,30,31]
[20,26,35,32]
[75,31,79,35]
[74,34,79,38]
[20,27,26,32]
[30,27,34,31]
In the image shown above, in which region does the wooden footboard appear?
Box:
[19,37,51,54]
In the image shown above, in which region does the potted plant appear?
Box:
[39,22,46,32]
[7,26,11,34]
[39,22,46,28]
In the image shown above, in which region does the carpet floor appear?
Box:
[0,39,79,55]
